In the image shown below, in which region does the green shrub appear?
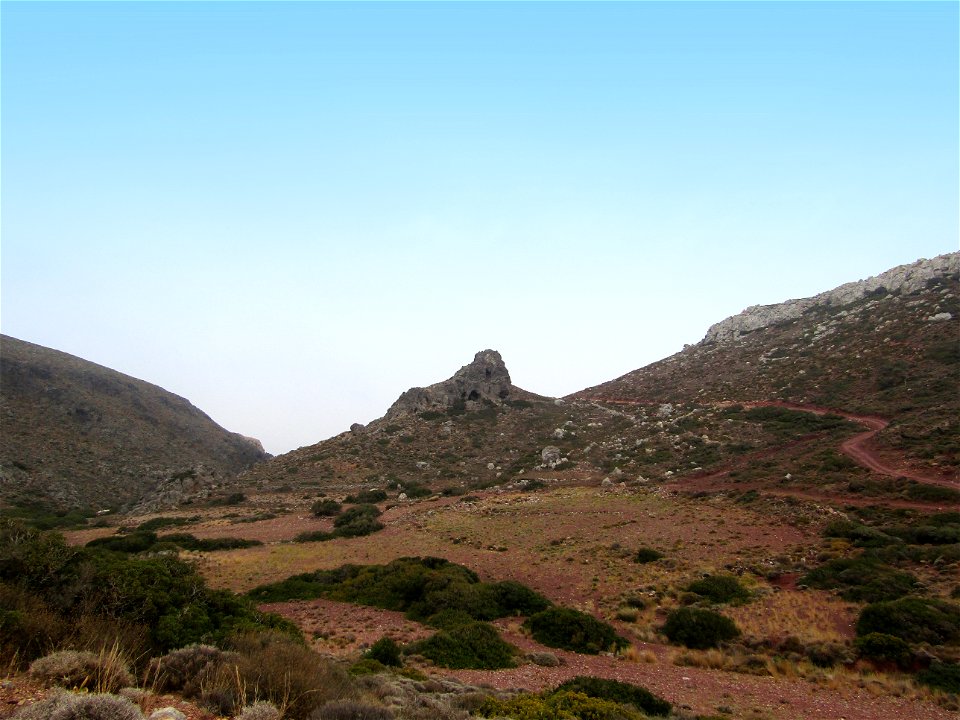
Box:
[332,505,384,538]
[917,661,960,694]
[1,520,297,656]
[478,690,645,720]
[311,500,342,517]
[248,557,550,627]
[854,632,912,667]
[633,547,664,564]
[148,644,228,697]
[400,483,432,499]
[822,520,899,548]
[553,676,671,716]
[661,607,740,649]
[800,556,918,602]
[685,575,750,604]
[294,530,336,543]
[409,622,515,669]
[524,607,626,654]
[86,532,158,554]
[344,490,387,504]
[365,637,402,667]
[160,534,262,551]
[856,597,960,645]
[135,517,194,533]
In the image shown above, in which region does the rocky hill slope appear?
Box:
[247,254,957,505]
[573,252,959,482]
[0,335,268,511]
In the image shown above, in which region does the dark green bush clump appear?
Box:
[365,637,402,667]
[87,532,159,554]
[554,676,671,716]
[856,597,960,645]
[161,534,262,551]
[294,530,335,544]
[800,556,918,602]
[311,499,342,517]
[524,607,626,654]
[344,489,387,504]
[399,483,432,499]
[248,557,550,625]
[332,505,384,538]
[917,661,960,694]
[854,632,912,668]
[633,547,664,564]
[409,622,515,669]
[87,531,260,554]
[1,519,297,657]
[661,607,740,649]
[478,690,645,720]
[135,516,194,532]
[685,575,750,604]
[743,406,850,436]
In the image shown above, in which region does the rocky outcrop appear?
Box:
[385,350,513,418]
[703,252,959,344]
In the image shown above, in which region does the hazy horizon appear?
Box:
[3,2,957,454]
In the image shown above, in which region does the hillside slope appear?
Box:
[0,335,268,511]
[248,254,957,507]
[572,252,959,485]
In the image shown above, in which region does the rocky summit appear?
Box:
[385,349,514,419]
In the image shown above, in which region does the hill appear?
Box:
[0,335,268,513]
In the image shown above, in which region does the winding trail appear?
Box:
[577,397,958,491]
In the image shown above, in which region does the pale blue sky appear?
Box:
[3,1,957,454]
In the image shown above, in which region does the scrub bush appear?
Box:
[855,597,960,645]
[408,622,515,670]
[685,575,750,604]
[661,607,740,649]
[553,676,671,716]
[524,607,626,654]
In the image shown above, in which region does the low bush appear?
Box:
[661,607,740,649]
[800,555,918,602]
[554,676,671,716]
[236,702,282,720]
[148,644,229,697]
[399,483,432,499]
[524,607,626,654]
[332,505,384,538]
[87,532,158,554]
[365,637,402,667]
[29,649,134,693]
[313,700,394,720]
[199,631,356,720]
[478,690,645,720]
[856,597,960,645]
[633,547,664,564]
[854,632,912,668]
[10,690,144,720]
[294,530,335,543]
[344,490,387,505]
[248,557,550,626]
[685,575,750,604]
[408,622,515,669]
[160,534,262,551]
[311,499,342,517]
[917,660,960,694]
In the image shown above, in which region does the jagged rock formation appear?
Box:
[0,335,268,510]
[704,252,959,344]
[385,350,514,419]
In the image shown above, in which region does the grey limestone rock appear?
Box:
[385,349,513,418]
[703,252,959,344]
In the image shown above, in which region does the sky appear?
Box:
[2,1,957,455]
